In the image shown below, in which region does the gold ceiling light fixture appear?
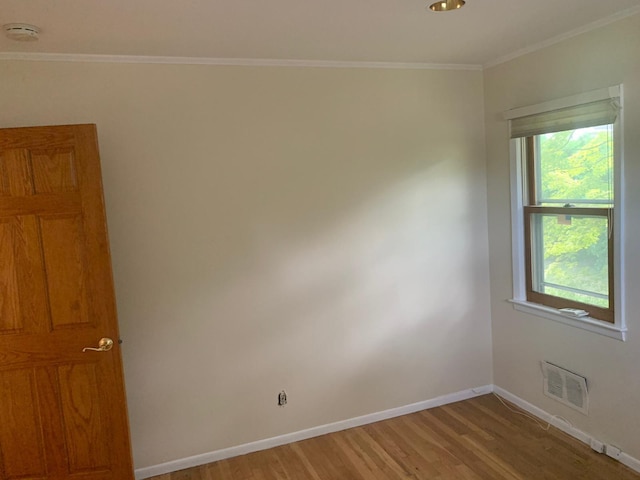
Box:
[428,0,465,12]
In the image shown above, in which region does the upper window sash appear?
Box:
[529,125,615,207]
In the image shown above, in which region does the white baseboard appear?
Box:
[617,452,640,473]
[136,384,640,478]
[134,384,492,479]
[493,386,640,474]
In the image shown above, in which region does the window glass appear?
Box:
[536,125,614,206]
[529,213,609,308]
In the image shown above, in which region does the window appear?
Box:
[505,87,625,338]
[524,125,614,322]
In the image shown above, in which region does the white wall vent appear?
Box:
[541,361,589,415]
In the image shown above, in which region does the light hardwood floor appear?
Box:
[148,394,640,479]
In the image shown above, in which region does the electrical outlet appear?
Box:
[278,390,287,407]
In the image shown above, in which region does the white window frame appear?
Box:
[504,86,626,341]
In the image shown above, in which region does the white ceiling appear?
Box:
[1,0,639,67]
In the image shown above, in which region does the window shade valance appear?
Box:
[503,86,622,139]
[509,98,620,139]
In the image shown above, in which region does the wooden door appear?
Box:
[0,125,134,480]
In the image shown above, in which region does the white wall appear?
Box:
[484,14,640,459]
[0,61,492,468]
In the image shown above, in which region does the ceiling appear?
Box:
[1,0,639,67]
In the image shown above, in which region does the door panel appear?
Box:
[4,150,36,197]
[31,149,78,194]
[0,369,47,480]
[40,214,91,329]
[58,363,110,473]
[0,124,134,480]
[0,216,48,337]
[0,160,8,195]
[0,220,21,333]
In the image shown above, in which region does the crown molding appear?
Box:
[1,6,637,72]
[0,52,482,71]
[484,5,640,69]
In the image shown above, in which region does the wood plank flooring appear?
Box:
[148,394,640,479]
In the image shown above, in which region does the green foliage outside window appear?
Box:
[534,126,613,308]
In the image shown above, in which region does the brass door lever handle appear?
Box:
[82,337,114,352]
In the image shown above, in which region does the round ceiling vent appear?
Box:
[4,23,40,41]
